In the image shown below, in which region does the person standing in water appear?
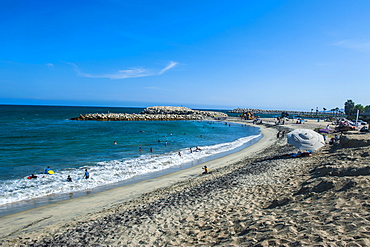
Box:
[84,169,90,179]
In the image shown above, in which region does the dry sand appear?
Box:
[1,118,370,246]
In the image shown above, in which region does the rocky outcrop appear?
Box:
[71,106,228,121]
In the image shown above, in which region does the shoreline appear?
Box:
[0,120,261,217]
[3,118,369,246]
[0,120,277,241]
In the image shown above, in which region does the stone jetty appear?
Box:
[229,108,311,115]
[71,106,228,121]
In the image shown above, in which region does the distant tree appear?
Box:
[344,100,355,116]
[365,105,370,110]
[354,104,365,114]
[335,107,339,116]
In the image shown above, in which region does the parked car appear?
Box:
[358,120,368,125]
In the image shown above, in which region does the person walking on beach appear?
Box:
[84,169,90,179]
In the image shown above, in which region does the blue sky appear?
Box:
[1,0,370,110]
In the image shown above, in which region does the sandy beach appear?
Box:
[1,118,370,246]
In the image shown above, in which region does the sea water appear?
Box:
[0,105,261,215]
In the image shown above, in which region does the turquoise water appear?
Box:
[0,105,261,209]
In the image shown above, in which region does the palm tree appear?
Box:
[344,100,355,116]
[331,108,335,116]
[335,107,339,116]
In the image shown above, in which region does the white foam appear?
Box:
[0,134,261,205]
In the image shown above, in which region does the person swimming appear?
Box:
[44,166,51,174]
[67,175,72,182]
[28,174,38,179]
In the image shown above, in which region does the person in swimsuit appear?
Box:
[84,169,90,179]
[45,166,51,174]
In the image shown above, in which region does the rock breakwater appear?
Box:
[229,108,310,115]
[71,106,228,121]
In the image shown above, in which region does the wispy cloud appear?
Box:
[46,63,54,68]
[333,40,370,51]
[67,61,178,79]
[159,61,178,75]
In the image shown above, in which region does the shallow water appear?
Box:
[0,105,260,212]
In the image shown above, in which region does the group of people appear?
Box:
[28,167,90,182]
[66,169,90,182]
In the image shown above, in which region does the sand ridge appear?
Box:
[1,118,370,246]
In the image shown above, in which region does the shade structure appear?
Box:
[287,129,325,151]
[318,128,330,134]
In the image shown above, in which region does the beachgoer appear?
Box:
[277,131,280,138]
[67,175,72,182]
[281,131,285,137]
[45,166,51,174]
[195,146,201,151]
[178,152,181,157]
[84,169,90,179]
[29,174,38,179]
[114,141,117,145]
[190,148,193,153]
[150,147,153,152]
[139,147,143,152]
[202,166,209,174]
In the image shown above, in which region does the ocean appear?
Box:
[0,105,261,216]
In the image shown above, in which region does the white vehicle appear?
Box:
[358,120,368,125]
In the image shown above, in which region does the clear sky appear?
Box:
[1,0,370,110]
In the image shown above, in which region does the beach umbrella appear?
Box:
[318,128,330,134]
[287,129,325,151]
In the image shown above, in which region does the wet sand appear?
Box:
[1,118,370,246]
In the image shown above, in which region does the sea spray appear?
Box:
[0,134,261,205]
[0,105,261,208]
